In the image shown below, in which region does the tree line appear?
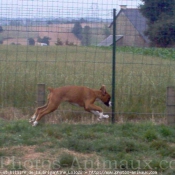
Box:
[140,0,175,47]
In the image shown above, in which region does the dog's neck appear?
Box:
[94,90,105,100]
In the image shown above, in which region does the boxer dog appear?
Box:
[30,85,111,126]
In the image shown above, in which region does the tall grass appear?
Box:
[0,45,174,118]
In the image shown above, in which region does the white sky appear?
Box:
[0,0,142,18]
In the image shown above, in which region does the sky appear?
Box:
[0,0,142,19]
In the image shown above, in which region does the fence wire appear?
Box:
[0,0,175,122]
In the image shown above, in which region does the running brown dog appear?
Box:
[30,85,111,126]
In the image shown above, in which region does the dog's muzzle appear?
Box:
[109,101,112,107]
[104,101,112,107]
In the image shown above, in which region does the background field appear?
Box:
[0,45,174,123]
[1,23,106,46]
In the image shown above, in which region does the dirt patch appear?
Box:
[58,148,97,160]
[22,146,44,160]
[0,144,100,173]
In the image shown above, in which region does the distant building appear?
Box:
[98,6,149,47]
[36,42,47,46]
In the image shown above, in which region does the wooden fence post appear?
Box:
[166,86,175,125]
[37,84,46,123]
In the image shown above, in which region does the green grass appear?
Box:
[116,46,175,60]
[101,46,175,61]
[0,119,175,173]
[0,45,175,119]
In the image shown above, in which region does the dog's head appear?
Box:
[100,85,112,107]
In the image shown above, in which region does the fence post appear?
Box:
[37,84,46,123]
[166,86,175,125]
[112,9,116,124]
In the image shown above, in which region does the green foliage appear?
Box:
[115,46,175,60]
[81,26,91,46]
[140,0,175,23]
[159,125,173,137]
[55,38,63,46]
[0,39,3,44]
[0,26,3,33]
[63,137,95,153]
[145,16,175,47]
[144,129,158,142]
[37,36,51,45]
[27,37,35,45]
[71,21,82,40]
[59,153,75,168]
[65,40,75,46]
[140,0,175,47]
[103,24,111,37]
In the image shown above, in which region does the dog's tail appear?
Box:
[47,87,54,92]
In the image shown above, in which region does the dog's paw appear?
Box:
[97,115,109,121]
[32,121,38,127]
[103,115,109,119]
[97,117,102,122]
[29,115,36,123]
[29,119,33,123]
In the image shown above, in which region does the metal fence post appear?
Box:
[112,9,116,124]
[37,84,46,123]
[166,86,175,125]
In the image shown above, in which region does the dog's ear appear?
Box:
[100,85,106,95]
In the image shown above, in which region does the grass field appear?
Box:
[0,119,175,174]
[0,45,175,121]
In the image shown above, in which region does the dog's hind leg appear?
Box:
[32,103,59,126]
[29,91,52,123]
[29,104,48,123]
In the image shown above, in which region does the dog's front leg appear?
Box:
[85,103,109,120]
[91,110,109,120]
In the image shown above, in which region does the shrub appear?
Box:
[55,38,63,46]
[59,153,74,168]
[144,129,158,142]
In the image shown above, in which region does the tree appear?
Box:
[37,36,51,45]
[144,17,175,47]
[55,38,63,45]
[140,0,175,23]
[72,22,82,40]
[42,37,50,45]
[28,38,35,45]
[37,36,42,43]
[140,0,175,47]
[0,26,3,33]
[103,24,111,37]
[81,26,91,46]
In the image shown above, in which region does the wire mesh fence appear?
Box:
[0,0,175,123]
